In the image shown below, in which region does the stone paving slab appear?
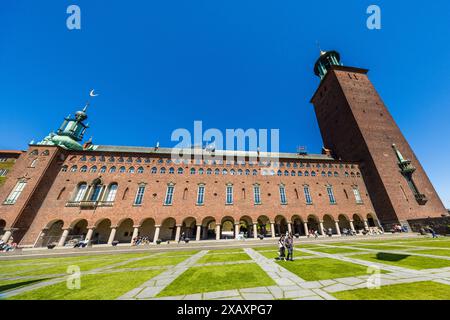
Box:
[204,290,240,300]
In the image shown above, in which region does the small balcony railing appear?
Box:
[66,201,114,208]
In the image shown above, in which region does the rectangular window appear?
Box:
[226,185,233,205]
[303,185,312,205]
[327,186,336,204]
[197,185,205,205]
[134,185,146,205]
[4,180,27,204]
[164,185,174,205]
[353,187,363,204]
[105,184,118,202]
[253,185,261,205]
[279,185,287,205]
[74,184,87,202]
[0,169,8,177]
[90,185,103,201]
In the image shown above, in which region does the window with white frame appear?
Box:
[105,183,118,202]
[253,184,261,205]
[73,183,87,202]
[303,185,312,204]
[134,184,146,205]
[197,184,205,205]
[4,180,27,204]
[226,184,233,205]
[279,184,287,205]
[353,186,363,204]
[89,184,103,201]
[327,185,336,204]
[164,184,175,205]
[30,159,38,168]
[0,169,9,177]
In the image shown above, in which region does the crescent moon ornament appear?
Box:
[89,89,99,97]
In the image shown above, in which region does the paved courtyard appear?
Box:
[2,234,450,300]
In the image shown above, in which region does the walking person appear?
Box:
[286,233,294,261]
[278,235,286,261]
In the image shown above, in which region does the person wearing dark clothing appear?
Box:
[285,234,294,261]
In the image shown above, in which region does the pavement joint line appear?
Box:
[304,243,450,261]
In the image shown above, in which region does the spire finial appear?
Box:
[316,41,326,56]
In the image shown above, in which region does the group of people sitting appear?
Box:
[0,239,17,252]
[132,235,153,246]
[391,224,408,233]
[277,233,294,261]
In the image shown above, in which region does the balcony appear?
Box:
[66,201,114,208]
[415,193,428,205]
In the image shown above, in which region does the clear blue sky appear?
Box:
[0,1,449,207]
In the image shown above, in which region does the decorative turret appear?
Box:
[392,144,427,205]
[314,50,343,80]
[37,91,98,151]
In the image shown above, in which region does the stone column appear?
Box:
[174,225,182,242]
[196,225,201,241]
[153,225,161,243]
[349,220,356,233]
[58,229,70,247]
[335,221,341,236]
[1,230,12,243]
[234,223,240,239]
[319,222,325,236]
[131,226,139,245]
[287,223,292,235]
[253,223,258,239]
[303,222,309,236]
[107,227,117,245]
[85,228,95,243]
[363,220,369,230]
[270,222,276,238]
[216,224,221,240]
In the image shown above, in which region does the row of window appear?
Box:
[69,182,363,207]
[0,169,9,177]
[62,165,362,178]
[66,154,357,169]
[3,178,364,207]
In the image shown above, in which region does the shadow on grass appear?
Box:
[0,278,49,293]
[375,252,410,262]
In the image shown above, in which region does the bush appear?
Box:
[111,240,119,246]
[47,244,56,249]
[258,234,264,240]
[184,238,190,243]
[156,239,162,245]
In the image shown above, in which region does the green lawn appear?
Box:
[412,249,450,257]
[352,245,416,252]
[403,240,450,249]
[157,263,275,297]
[333,281,450,300]
[277,257,380,281]
[0,278,51,293]
[307,247,365,254]
[9,269,164,300]
[259,250,313,260]
[197,253,251,263]
[351,252,450,270]
[113,255,190,269]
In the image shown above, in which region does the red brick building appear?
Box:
[0,51,447,247]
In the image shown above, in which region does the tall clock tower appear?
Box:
[310,50,447,228]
